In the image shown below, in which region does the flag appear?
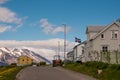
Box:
[75,37,81,43]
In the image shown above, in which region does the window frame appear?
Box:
[100,33,104,39]
[111,30,118,39]
[102,45,109,52]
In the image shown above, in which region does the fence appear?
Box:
[88,50,120,64]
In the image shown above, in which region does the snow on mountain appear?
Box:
[0,47,51,64]
[0,48,17,64]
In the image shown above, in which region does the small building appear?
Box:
[67,50,74,61]
[17,56,33,66]
[73,41,86,62]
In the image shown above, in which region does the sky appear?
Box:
[0,0,120,60]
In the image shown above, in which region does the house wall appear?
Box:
[93,23,120,51]
[84,40,94,61]
[67,51,74,61]
[73,44,85,62]
[87,32,98,40]
[85,23,120,62]
[17,56,33,66]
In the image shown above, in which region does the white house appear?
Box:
[67,50,74,61]
[85,21,120,63]
[73,41,86,62]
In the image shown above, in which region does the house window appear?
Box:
[101,34,104,39]
[82,50,84,54]
[111,30,118,39]
[102,46,108,52]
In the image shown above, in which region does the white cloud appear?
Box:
[0,25,12,32]
[0,38,71,49]
[0,38,75,60]
[0,7,25,33]
[52,26,64,34]
[0,7,22,24]
[52,26,71,35]
[40,18,54,34]
[40,18,71,35]
[0,0,8,4]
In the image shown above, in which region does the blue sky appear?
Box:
[0,0,120,41]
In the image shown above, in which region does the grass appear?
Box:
[63,61,120,80]
[0,66,24,80]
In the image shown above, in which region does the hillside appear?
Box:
[0,47,51,64]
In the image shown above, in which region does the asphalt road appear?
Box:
[16,66,97,80]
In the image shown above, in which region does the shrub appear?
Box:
[109,64,120,70]
[40,62,46,66]
[96,62,108,69]
[63,60,73,64]
[85,61,108,69]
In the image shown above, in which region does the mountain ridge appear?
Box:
[0,47,51,64]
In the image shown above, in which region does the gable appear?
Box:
[91,22,120,40]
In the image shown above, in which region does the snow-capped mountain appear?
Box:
[0,47,51,64]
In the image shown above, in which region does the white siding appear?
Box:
[73,44,85,62]
[93,23,120,51]
[87,32,98,40]
[85,23,120,62]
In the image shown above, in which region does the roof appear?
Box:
[67,50,74,55]
[18,55,32,59]
[89,22,120,40]
[73,41,86,49]
[86,26,105,34]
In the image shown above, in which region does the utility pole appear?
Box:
[63,24,66,61]
[58,41,60,59]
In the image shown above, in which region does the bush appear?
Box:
[96,62,108,69]
[11,63,17,66]
[63,60,73,64]
[40,62,46,66]
[109,64,120,70]
[85,61,108,69]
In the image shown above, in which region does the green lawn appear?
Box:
[64,61,120,80]
[0,66,24,80]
